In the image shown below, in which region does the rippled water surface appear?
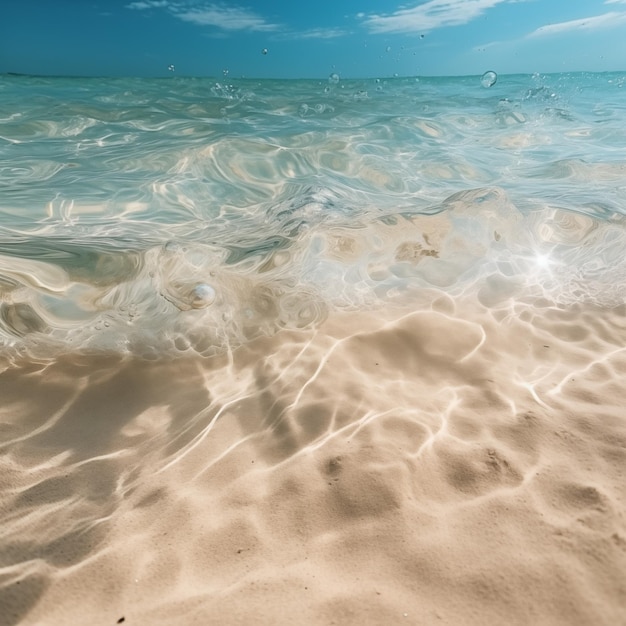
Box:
[1,72,625,359]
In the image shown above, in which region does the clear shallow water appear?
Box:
[1,72,626,361]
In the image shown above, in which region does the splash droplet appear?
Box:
[261,48,268,55]
[386,46,392,53]
[328,72,340,85]
[222,68,229,77]
[168,64,175,72]
[481,70,497,88]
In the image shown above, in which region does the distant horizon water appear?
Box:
[2,69,625,81]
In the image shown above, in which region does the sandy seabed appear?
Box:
[1,292,625,626]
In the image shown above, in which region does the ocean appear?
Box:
[1,73,625,625]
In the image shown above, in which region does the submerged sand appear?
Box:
[1,292,625,625]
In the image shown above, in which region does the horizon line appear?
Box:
[2,69,624,81]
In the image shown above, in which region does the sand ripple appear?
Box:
[1,292,625,625]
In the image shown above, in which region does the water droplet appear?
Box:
[481,70,497,88]
[328,72,340,85]
[222,68,229,77]
[168,64,175,72]
[386,46,392,53]
[261,48,268,55]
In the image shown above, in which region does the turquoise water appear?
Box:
[1,72,625,361]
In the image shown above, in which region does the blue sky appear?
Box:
[2,0,626,78]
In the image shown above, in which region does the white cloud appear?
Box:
[605,0,626,4]
[472,39,504,52]
[272,26,349,42]
[125,1,279,32]
[174,6,279,31]
[527,11,626,37]
[297,28,348,40]
[362,0,516,34]
[126,0,170,9]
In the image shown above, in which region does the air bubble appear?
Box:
[481,71,497,88]
[328,73,340,85]
[190,283,216,309]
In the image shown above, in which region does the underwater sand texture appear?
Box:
[1,290,625,626]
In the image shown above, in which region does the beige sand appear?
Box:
[1,292,625,625]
